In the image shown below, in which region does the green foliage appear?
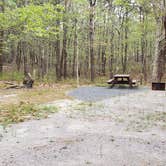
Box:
[4,0,17,8]
[0,0,161,81]
[113,0,131,9]
[1,3,64,38]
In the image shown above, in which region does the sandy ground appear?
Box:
[0,87,166,166]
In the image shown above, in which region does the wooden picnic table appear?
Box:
[107,74,137,88]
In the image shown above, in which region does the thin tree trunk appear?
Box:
[89,0,96,81]
[22,41,28,76]
[16,41,22,71]
[123,12,128,73]
[140,7,147,82]
[0,0,4,75]
[55,36,61,80]
[101,47,106,75]
[76,25,79,87]
[0,30,3,75]
[72,19,77,77]
[62,0,70,79]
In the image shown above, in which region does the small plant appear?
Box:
[39,105,58,113]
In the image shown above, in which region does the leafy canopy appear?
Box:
[0,3,64,38]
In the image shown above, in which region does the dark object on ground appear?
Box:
[5,73,34,89]
[152,82,165,91]
[23,73,34,88]
[107,74,138,88]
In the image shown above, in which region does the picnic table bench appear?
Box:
[107,74,137,88]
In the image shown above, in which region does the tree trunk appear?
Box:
[62,26,68,78]
[22,41,28,76]
[0,30,3,75]
[122,12,128,73]
[72,19,77,77]
[140,7,147,82]
[55,36,61,80]
[0,0,4,75]
[152,0,166,83]
[89,0,96,81]
[16,41,22,71]
[152,18,166,82]
[62,0,70,79]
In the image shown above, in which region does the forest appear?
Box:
[0,1,166,165]
[0,0,165,83]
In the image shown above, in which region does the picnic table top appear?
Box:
[113,74,130,78]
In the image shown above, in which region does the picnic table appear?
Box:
[107,74,137,88]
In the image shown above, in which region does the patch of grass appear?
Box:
[141,112,166,123]
[72,102,105,115]
[127,111,166,131]
[39,105,58,113]
[0,83,75,126]
[18,88,71,104]
[95,83,107,87]
[94,76,109,87]
[73,102,94,111]
[0,102,59,126]
[85,161,92,165]
[0,83,74,106]
[0,72,24,82]
[55,76,109,87]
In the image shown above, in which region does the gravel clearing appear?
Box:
[0,86,165,166]
[68,86,149,101]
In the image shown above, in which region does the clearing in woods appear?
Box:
[0,86,166,166]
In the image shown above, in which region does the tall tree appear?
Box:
[152,0,166,82]
[54,0,61,80]
[0,0,4,75]
[61,0,70,79]
[0,0,161,82]
[88,0,97,81]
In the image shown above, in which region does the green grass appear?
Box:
[0,102,58,126]
[127,111,166,131]
[72,102,104,113]
[141,112,166,123]
[0,82,76,126]
[0,71,24,82]
[39,105,58,113]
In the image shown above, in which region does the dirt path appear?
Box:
[0,88,165,166]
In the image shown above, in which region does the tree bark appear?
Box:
[22,41,28,76]
[0,31,3,75]
[140,7,147,82]
[62,0,70,79]
[16,41,22,71]
[72,19,77,77]
[122,11,128,73]
[152,18,166,82]
[89,0,97,81]
[152,1,166,82]
[0,0,4,75]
